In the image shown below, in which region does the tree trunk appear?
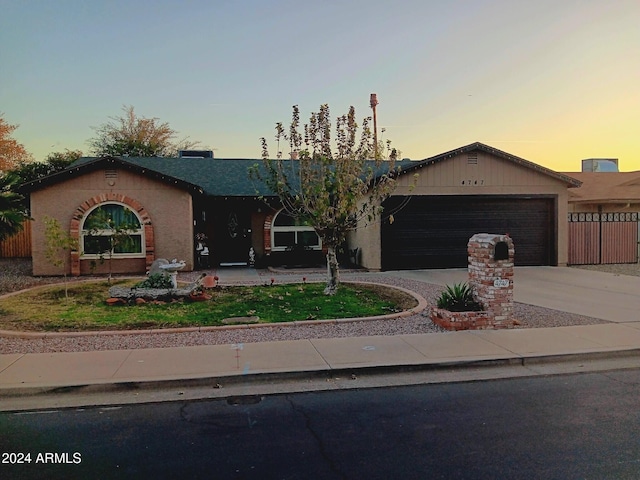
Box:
[324,245,339,295]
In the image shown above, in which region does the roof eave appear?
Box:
[20,156,204,195]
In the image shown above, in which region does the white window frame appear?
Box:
[271,210,322,252]
[80,202,146,259]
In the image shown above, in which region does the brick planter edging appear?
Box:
[430,307,494,331]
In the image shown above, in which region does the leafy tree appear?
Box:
[88,105,199,157]
[0,172,30,242]
[0,114,33,171]
[254,104,401,295]
[43,216,79,299]
[10,149,82,185]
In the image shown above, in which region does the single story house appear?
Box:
[22,142,581,276]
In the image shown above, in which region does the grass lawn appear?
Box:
[0,280,417,332]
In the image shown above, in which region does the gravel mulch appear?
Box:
[0,260,611,355]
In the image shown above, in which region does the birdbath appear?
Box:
[159,260,186,288]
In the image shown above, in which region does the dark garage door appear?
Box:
[381,195,555,270]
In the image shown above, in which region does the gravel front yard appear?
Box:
[0,259,624,354]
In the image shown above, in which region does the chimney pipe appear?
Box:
[370,93,379,159]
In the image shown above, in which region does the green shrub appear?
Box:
[135,273,173,289]
[436,282,483,312]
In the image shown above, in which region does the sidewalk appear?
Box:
[3,323,640,396]
[2,267,640,403]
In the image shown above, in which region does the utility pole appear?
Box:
[370,93,379,159]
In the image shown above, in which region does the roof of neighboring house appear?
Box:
[20,142,580,196]
[562,171,640,204]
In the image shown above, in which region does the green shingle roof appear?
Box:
[22,155,414,197]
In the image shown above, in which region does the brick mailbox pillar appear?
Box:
[468,233,514,328]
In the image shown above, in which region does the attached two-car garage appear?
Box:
[381,195,556,270]
[351,143,581,271]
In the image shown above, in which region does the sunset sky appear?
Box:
[1,0,638,171]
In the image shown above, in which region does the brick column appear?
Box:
[468,233,514,327]
[263,214,273,255]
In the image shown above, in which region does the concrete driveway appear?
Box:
[388,266,640,324]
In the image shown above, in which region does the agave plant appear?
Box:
[436,282,483,312]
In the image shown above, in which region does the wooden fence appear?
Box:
[0,221,32,258]
[568,212,638,265]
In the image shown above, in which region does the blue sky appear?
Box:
[1,0,639,171]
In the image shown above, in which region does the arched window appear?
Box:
[271,211,321,251]
[81,203,144,258]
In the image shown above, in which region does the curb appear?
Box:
[3,348,640,400]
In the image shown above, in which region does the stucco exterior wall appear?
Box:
[31,168,194,276]
[348,216,382,271]
[352,151,573,269]
[568,203,640,214]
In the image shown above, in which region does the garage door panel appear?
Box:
[382,196,554,269]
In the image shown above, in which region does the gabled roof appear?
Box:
[396,142,582,188]
[21,142,579,196]
[561,171,640,204]
[20,156,270,197]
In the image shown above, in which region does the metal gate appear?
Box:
[568,212,638,265]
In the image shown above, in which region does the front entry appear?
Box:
[213,206,252,266]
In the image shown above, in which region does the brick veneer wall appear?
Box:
[263,214,273,255]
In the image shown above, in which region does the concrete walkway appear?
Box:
[2,267,640,403]
[389,266,640,323]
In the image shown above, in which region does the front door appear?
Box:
[215,207,252,266]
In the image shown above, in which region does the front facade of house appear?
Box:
[25,143,581,276]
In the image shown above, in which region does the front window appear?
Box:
[81,203,144,258]
[271,211,321,251]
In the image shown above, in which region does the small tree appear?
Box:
[43,216,78,299]
[84,206,140,284]
[88,105,200,157]
[254,104,402,295]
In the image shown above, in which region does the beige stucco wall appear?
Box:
[568,202,640,214]
[31,168,194,276]
[351,151,573,269]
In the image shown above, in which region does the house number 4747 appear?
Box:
[461,179,485,185]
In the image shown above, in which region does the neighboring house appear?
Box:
[561,170,640,265]
[22,142,581,276]
[564,171,640,214]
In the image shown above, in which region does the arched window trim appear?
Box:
[80,201,146,259]
[271,210,322,252]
